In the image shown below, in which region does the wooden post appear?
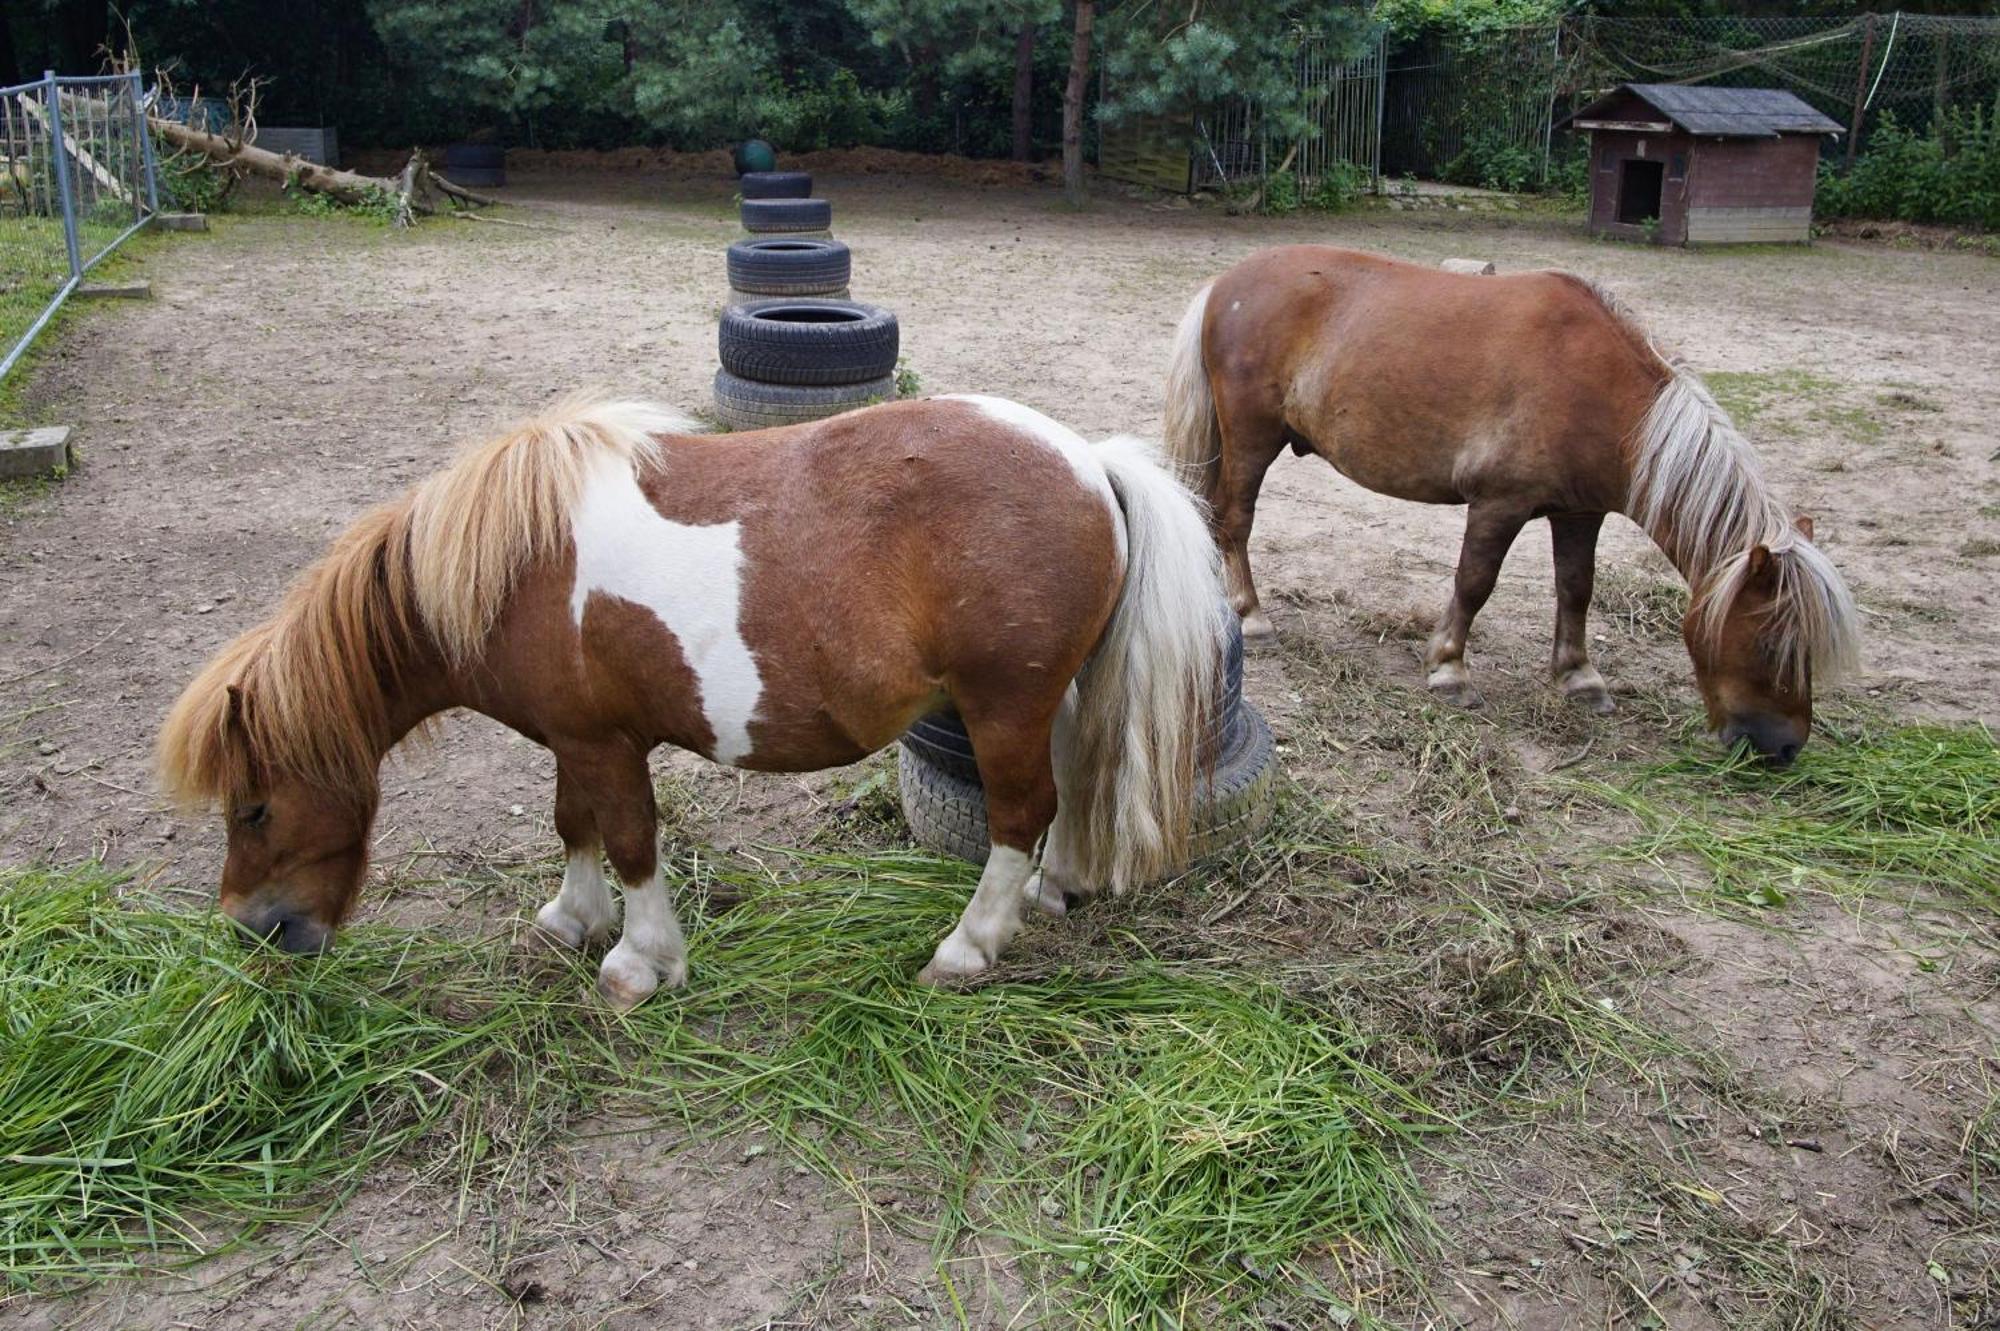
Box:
[1063,0,1095,206]
[1846,13,1876,170]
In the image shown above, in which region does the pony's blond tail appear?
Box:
[407,397,694,668]
[1163,283,1220,500]
[1053,435,1225,895]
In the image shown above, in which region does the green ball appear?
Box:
[733,139,776,176]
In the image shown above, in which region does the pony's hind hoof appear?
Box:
[1567,685,1616,715]
[533,901,588,951]
[1426,674,1485,710]
[1240,609,1277,642]
[595,943,684,1011]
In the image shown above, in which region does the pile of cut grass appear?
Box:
[0,865,607,1283]
[1579,718,1998,909]
[1,854,1436,1324]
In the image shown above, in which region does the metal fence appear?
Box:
[1,71,159,381]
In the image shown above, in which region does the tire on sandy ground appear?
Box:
[740,170,812,199]
[740,197,833,234]
[898,701,1279,869]
[711,369,895,431]
[726,237,851,297]
[718,300,899,387]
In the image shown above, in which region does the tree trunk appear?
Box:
[1062,0,1093,205]
[1011,21,1036,162]
[147,117,497,218]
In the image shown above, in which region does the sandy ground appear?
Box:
[1,168,1996,1329]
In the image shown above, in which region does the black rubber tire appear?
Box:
[726,238,852,297]
[900,605,1246,785]
[712,369,895,431]
[741,197,833,234]
[717,300,899,388]
[898,702,1278,869]
[740,170,812,199]
[443,144,505,187]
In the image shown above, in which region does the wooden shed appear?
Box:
[1572,84,1842,245]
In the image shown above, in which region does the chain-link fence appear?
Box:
[1,72,159,382]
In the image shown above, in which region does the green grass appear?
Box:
[1577,718,1999,910]
[0,855,1438,1323]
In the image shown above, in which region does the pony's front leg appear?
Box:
[1549,513,1615,714]
[565,743,687,1010]
[918,720,1058,984]
[1426,502,1531,708]
[533,763,620,949]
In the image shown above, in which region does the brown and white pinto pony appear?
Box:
[158,395,1223,1004]
[1166,245,1860,764]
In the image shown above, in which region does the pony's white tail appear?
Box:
[1163,283,1221,499]
[1052,435,1225,895]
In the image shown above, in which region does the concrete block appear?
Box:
[1440,258,1496,275]
[151,212,209,232]
[0,426,72,479]
[77,280,152,300]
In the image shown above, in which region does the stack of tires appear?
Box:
[739,170,832,241]
[715,161,903,432]
[713,300,900,431]
[898,606,1279,868]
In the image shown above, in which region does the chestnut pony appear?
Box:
[1166,245,1859,764]
[158,395,1222,1005]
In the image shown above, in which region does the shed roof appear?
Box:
[1577,83,1842,138]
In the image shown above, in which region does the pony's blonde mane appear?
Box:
[1599,289,1861,688]
[158,396,699,807]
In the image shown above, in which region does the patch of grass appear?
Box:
[1703,369,1837,429]
[1575,717,1999,910]
[1,855,1438,1324]
[0,865,604,1284]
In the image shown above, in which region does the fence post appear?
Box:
[1373,30,1387,190]
[44,72,84,282]
[1845,14,1877,168]
[133,69,160,213]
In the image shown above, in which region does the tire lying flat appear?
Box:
[726,237,852,297]
[739,170,812,199]
[711,369,895,431]
[898,703,1279,869]
[740,197,833,234]
[717,300,899,387]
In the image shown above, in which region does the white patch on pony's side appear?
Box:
[943,394,1118,509]
[569,452,763,765]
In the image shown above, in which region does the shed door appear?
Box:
[1617,159,1665,224]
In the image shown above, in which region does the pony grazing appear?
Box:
[1166,245,1860,764]
[158,395,1223,1005]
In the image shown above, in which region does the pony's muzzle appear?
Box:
[226,901,334,955]
[1720,718,1804,768]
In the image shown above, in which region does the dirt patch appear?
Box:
[1,170,1996,1326]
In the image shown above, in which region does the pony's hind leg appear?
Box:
[533,762,621,949]
[562,742,687,1009]
[1549,513,1615,714]
[917,709,1060,984]
[1426,501,1532,708]
[1211,398,1288,640]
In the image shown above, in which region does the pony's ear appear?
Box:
[225,684,249,733]
[1743,544,1778,590]
[1792,513,1815,542]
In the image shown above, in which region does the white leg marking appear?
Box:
[597,869,688,1010]
[919,846,1038,984]
[535,849,620,948]
[569,453,763,766]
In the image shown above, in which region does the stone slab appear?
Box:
[151,212,208,232]
[0,426,72,479]
[77,280,152,300]
[1440,257,1497,275]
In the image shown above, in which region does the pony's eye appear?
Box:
[235,803,269,829]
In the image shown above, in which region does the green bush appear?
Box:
[1263,167,1300,214]
[1311,158,1368,210]
[1817,103,2000,231]
[1443,127,1541,193]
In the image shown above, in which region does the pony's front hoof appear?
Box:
[595,942,685,1011]
[1240,609,1277,642]
[533,901,589,951]
[1026,871,1069,918]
